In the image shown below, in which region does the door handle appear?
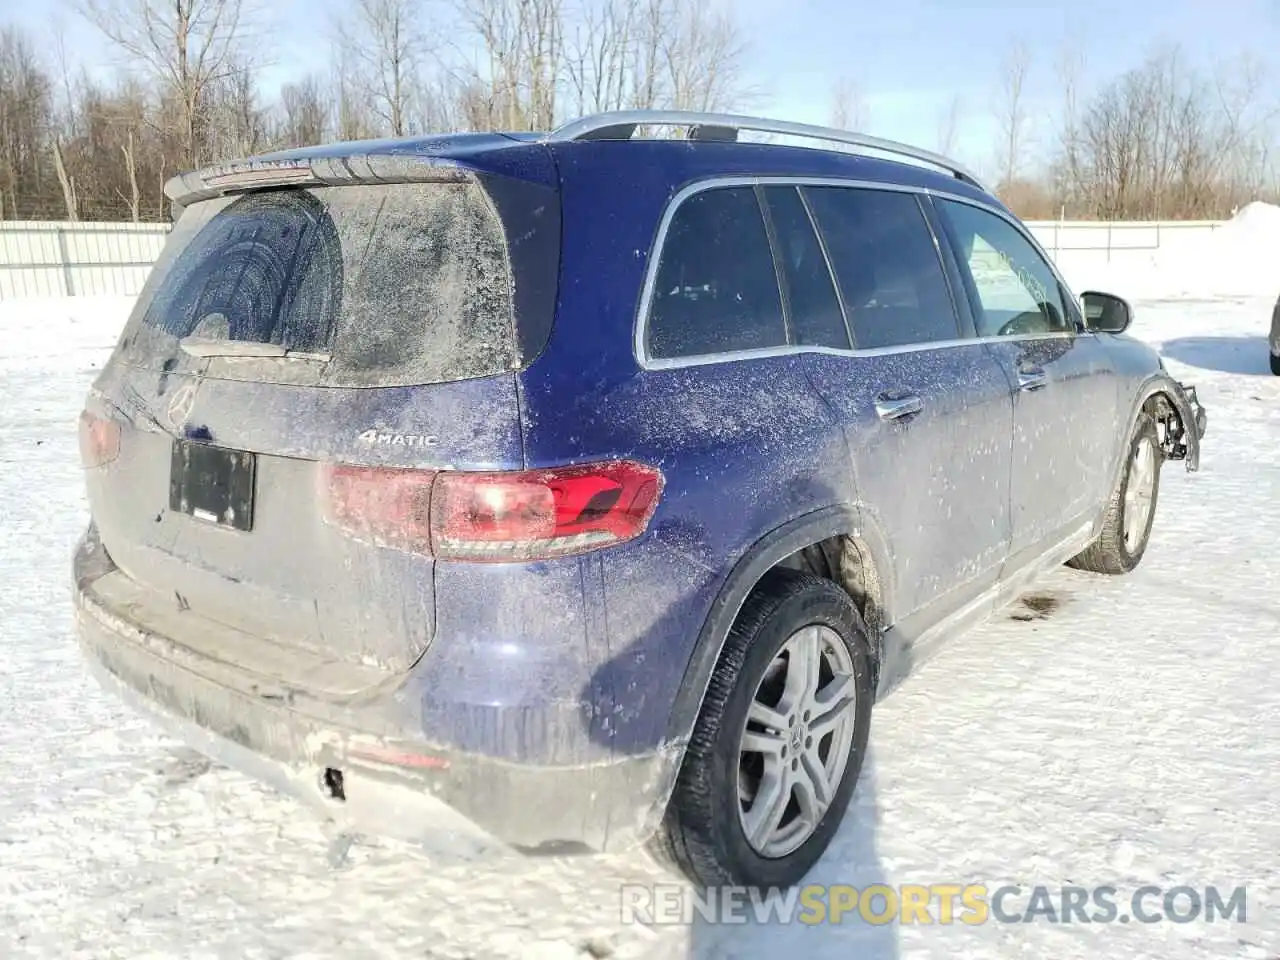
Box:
[875,393,924,422]
[1017,366,1048,392]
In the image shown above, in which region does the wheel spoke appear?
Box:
[809,672,856,740]
[797,747,834,813]
[741,725,787,757]
[747,698,788,734]
[782,627,820,711]
[742,764,792,849]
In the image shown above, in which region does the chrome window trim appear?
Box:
[633,175,1088,372]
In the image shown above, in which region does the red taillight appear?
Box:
[78,410,120,469]
[320,460,663,562]
[322,464,437,553]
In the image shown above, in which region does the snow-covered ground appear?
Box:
[1,289,1279,959]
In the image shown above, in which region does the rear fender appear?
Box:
[664,504,895,749]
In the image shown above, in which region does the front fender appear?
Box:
[1162,377,1207,471]
[1115,371,1207,478]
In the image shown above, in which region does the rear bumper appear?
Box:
[72,526,680,856]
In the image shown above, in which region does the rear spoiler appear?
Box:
[164,155,473,217]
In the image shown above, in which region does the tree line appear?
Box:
[991,42,1279,220]
[1,0,1277,223]
[0,0,751,221]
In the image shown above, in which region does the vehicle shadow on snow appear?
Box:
[1158,335,1274,376]
[683,757,898,960]
[580,494,904,958]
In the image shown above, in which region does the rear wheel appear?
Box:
[1270,351,1280,376]
[649,569,873,889]
[1068,413,1161,575]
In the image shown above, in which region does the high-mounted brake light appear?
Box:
[78,410,121,469]
[320,460,663,562]
[202,159,315,190]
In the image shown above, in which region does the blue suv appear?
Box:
[74,110,1207,890]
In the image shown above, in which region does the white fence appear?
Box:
[0,221,170,299]
[0,217,1229,301]
[1028,219,1224,285]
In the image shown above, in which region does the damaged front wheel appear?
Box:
[1068,413,1162,575]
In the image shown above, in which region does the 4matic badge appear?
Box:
[357,429,439,448]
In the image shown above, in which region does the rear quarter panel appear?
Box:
[444,142,855,762]
[420,143,1002,766]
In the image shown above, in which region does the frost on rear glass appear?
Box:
[121,182,516,387]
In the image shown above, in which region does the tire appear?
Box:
[648,568,874,890]
[1068,412,1162,575]
[1270,351,1280,376]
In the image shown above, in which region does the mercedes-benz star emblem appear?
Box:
[167,382,198,430]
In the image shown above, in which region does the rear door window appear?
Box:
[120,181,518,387]
[646,186,786,360]
[761,185,851,350]
[803,186,961,350]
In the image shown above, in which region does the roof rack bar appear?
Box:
[545,110,989,193]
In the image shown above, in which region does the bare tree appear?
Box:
[76,0,254,169]
[995,38,1031,189]
[52,140,78,219]
[1212,51,1277,199]
[631,0,670,110]
[59,70,168,221]
[0,27,56,219]
[524,0,564,127]
[0,2,758,221]
[1046,44,1280,220]
[565,0,640,115]
[21,0,1280,225]
[333,45,377,141]
[829,76,867,130]
[336,0,428,137]
[277,76,331,147]
[202,56,266,158]
[936,94,962,155]
[1052,37,1085,214]
[120,128,141,221]
[662,0,750,112]
[453,0,565,130]
[563,0,753,118]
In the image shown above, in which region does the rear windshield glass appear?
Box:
[118,181,516,387]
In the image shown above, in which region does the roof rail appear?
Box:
[545,110,988,193]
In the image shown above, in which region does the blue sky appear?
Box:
[10,0,1280,176]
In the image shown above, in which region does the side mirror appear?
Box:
[1080,291,1133,334]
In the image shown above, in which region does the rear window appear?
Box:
[119,181,519,387]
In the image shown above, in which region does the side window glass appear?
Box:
[803,187,960,349]
[938,199,1070,338]
[761,186,851,350]
[647,187,785,360]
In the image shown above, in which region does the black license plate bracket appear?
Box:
[169,439,256,531]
